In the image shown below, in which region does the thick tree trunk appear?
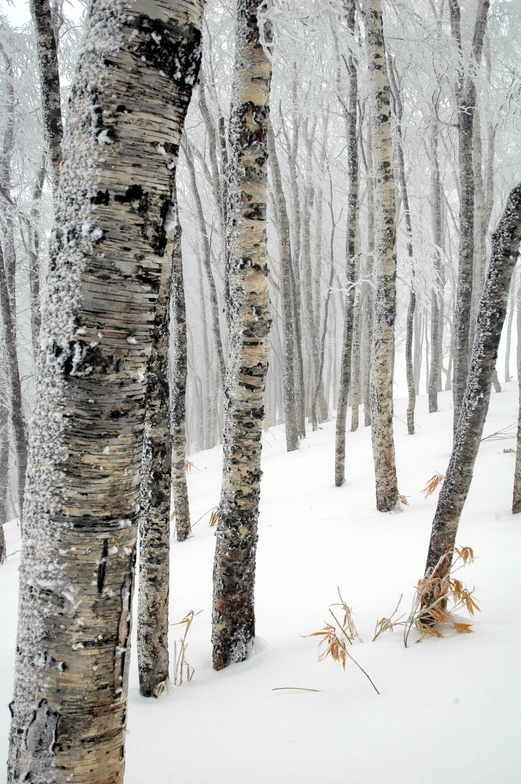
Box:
[267,121,299,452]
[335,0,358,486]
[8,3,203,781]
[364,0,399,512]
[171,224,191,540]
[425,183,521,579]
[30,0,63,194]
[212,0,272,671]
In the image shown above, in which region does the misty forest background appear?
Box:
[1,0,521,536]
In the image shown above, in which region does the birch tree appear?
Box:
[450,0,489,427]
[335,0,358,486]
[424,182,521,591]
[30,0,63,193]
[212,0,272,671]
[171,223,191,540]
[363,0,399,512]
[8,1,203,781]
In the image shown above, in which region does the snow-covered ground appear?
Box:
[1,386,520,783]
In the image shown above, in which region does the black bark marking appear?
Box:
[131,17,202,87]
[97,538,109,593]
[91,189,110,205]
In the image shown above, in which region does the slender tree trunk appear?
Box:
[450,0,490,428]
[0,244,27,523]
[472,107,487,333]
[212,0,272,671]
[513,273,521,513]
[0,393,7,564]
[429,121,445,413]
[267,122,299,451]
[388,56,416,434]
[171,224,191,540]
[350,278,361,431]
[364,0,399,512]
[0,43,28,522]
[335,0,358,486]
[425,183,521,582]
[30,0,63,194]
[137,211,180,697]
[504,267,516,383]
[363,109,375,428]
[182,137,227,385]
[8,3,203,781]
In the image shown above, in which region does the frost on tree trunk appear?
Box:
[171,223,191,540]
[212,0,272,671]
[137,212,180,697]
[450,0,489,427]
[7,1,203,781]
[363,0,399,512]
[335,0,358,487]
[425,183,521,582]
[30,0,63,193]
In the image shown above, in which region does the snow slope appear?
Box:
[1,387,520,783]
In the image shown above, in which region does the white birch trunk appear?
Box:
[212,0,271,671]
[363,0,399,512]
[8,2,203,781]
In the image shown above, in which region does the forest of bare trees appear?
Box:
[1,0,521,781]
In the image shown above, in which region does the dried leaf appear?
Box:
[421,473,444,498]
[453,623,473,634]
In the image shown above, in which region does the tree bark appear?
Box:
[0,43,28,522]
[137,212,180,697]
[428,119,445,413]
[388,55,416,434]
[450,0,490,428]
[171,223,191,540]
[30,0,63,194]
[182,137,227,386]
[425,182,521,579]
[504,267,516,383]
[8,2,203,781]
[0,243,27,524]
[363,0,399,512]
[267,121,300,452]
[335,0,358,486]
[212,0,272,671]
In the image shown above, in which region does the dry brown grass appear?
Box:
[421,472,444,498]
[171,609,203,685]
[303,588,379,694]
[374,546,479,647]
